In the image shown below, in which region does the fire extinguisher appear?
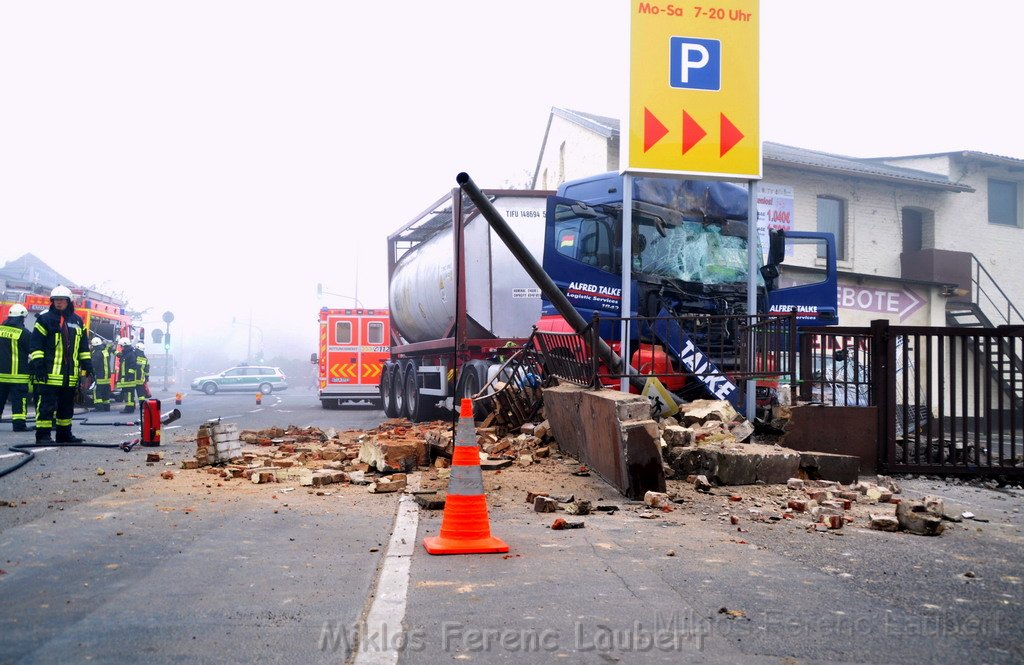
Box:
[141,398,161,447]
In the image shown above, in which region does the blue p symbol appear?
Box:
[669,36,721,91]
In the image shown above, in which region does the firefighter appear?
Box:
[116,337,138,413]
[0,304,31,431]
[28,285,93,443]
[134,341,150,400]
[90,337,113,411]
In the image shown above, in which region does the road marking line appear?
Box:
[354,493,419,665]
[0,447,56,460]
[249,408,264,413]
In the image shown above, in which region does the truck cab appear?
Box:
[540,173,838,331]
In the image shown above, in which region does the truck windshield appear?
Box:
[634,217,763,286]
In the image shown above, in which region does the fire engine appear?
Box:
[0,284,132,342]
[312,308,390,409]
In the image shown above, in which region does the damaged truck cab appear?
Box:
[540,172,838,331]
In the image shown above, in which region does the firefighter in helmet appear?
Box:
[134,341,149,400]
[90,336,113,411]
[0,304,31,431]
[28,286,93,443]
[116,336,138,414]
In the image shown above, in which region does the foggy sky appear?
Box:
[2,0,1020,374]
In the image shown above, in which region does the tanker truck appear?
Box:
[380,173,838,421]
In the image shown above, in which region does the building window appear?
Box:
[816,196,846,260]
[988,179,1019,226]
[901,208,923,253]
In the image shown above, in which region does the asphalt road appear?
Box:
[1,390,1022,664]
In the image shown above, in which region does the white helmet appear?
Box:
[8,304,28,317]
[91,337,104,348]
[118,337,131,346]
[134,342,145,351]
[50,285,73,300]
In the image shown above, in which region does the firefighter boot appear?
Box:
[56,427,84,444]
[12,420,28,432]
[35,427,52,443]
[121,405,135,414]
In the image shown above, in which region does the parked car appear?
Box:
[191,366,288,395]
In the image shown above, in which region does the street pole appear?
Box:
[163,322,170,393]
[161,310,175,394]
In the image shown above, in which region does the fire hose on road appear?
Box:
[0,401,182,478]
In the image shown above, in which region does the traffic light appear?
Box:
[163,333,171,351]
[151,329,163,344]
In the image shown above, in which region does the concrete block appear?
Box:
[896,501,945,536]
[798,451,860,485]
[663,425,694,448]
[543,383,665,499]
[670,443,801,486]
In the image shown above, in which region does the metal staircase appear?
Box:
[945,256,1023,412]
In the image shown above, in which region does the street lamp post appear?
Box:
[316,283,364,308]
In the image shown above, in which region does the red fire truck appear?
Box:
[313,308,390,409]
[0,287,132,343]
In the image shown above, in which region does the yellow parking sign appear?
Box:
[624,0,760,179]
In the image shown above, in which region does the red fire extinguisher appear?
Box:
[141,399,161,447]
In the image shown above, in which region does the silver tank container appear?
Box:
[389,195,548,344]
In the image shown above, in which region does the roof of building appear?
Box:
[763,142,975,192]
[0,253,77,289]
[868,150,1024,173]
[553,108,619,138]
[545,107,977,192]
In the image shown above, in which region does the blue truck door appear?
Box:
[765,231,839,326]
[541,196,626,324]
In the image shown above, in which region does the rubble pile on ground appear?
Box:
[680,472,957,536]
[178,419,449,493]
[475,420,555,470]
[658,399,755,449]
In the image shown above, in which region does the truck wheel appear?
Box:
[394,362,411,418]
[456,360,492,420]
[399,362,419,420]
[381,363,399,418]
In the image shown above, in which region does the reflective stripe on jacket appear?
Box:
[0,321,30,384]
[28,307,90,387]
[92,346,112,381]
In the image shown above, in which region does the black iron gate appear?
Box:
[802,320,1023,478]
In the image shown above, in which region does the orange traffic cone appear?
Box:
[422,398,509,555]
[174,392,182,405]
[255,393,262,405]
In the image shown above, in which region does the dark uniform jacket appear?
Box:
[29,304,93,387]
[0,316,30,384]
[92,345,113,382]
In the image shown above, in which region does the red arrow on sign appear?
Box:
[720,113,744,156]
[644,108,668,152]
[682,111,706,155]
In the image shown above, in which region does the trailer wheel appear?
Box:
[403,361,431,422]
[456,360,492,421]
[381,363,399,418]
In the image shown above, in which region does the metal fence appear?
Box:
[797,327,873,407]
[532,313,798,407]
[879,324,1023,476]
